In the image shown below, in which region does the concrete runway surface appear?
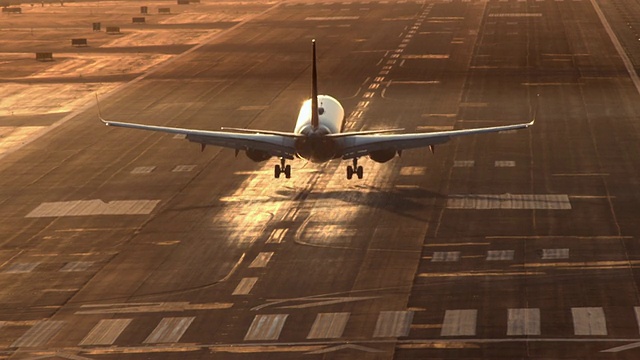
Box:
[3,0,640,358]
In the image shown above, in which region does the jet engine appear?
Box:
[245,149,271,162]
[368,149,396,163]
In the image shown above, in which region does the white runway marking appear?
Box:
[131,166,156,174]
[26,200,161,217]
[454,160,475,167]
[542,248,569,259]
[572,307,607,335]
[307,313,350,339]
[80,319,132,345]
[446,194,572,210]
[494,160,516,167]
[12,320,65,347]
[233,277,258,295]
[4,262,40,273]
[402,54,450,59]
[488,13,543,17]
[602,341,640,353]
[373,311,414,338]
[431,251,461,262]
[249,252,274,268]
[507,308,540,335]
[348,110,363,121]
[441,310,477,336]
[266,228,288,244]
[60,261,93,272]
[144,317,194,343]
[245,314,288,341]
[428,16,464,20]
[486,250,514,261]
[172,165,196,172]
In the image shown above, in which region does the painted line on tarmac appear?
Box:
[589,0,640,96]
[602,341,640,352]
[34,337,640,356]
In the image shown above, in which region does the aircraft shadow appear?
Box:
[168,186,443,223]
[275,186,444,222]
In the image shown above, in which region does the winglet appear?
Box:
[311,39,319,129]
[528,93,539,126]
[95,94,109,125]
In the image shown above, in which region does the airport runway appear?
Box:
[2,0,640,358]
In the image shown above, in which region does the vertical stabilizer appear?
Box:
[311,39,320,129]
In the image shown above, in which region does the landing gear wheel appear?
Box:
[346,157,361,180]
[275,158,290,179]
[346,166,354,180]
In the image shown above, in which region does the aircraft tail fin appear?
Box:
[311,39,319,129]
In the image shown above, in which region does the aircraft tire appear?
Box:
[285,165,291,179]
[275,165,281,178]
[356,166,363,179]
[346,166,353,180]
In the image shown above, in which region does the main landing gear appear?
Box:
[274,158,291,179]
[346,157,363,180]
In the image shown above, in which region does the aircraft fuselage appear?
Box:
[293,95,345,163]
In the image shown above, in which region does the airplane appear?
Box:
[99,39,535,180]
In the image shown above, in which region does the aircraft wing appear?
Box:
[336,120,534,159]
[101,119,298,159]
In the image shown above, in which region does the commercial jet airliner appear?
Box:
[99,40,534,179]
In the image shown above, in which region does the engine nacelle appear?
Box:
[245,149,271,162]
[368,149,396,163]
